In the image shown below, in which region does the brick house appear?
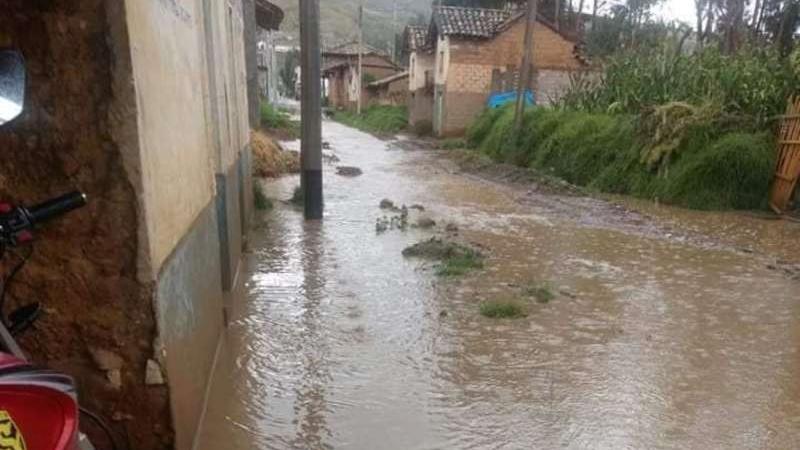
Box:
[323,42,402,110]
[411,6,588,137]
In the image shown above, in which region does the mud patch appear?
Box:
[336,166,363,177]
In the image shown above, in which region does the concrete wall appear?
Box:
[125,0,217,273]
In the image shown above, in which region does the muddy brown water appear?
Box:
[197,121,800,450]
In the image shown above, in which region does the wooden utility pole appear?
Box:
[514,0,537,132]
[300,0,323,219]
[357,3,364,115]
[392,0,398,61]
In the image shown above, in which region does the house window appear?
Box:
[438,50,444,75]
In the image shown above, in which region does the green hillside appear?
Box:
[272,0,430,51]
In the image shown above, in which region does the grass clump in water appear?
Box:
[403,238,484,277]
[479,299,527,319]
[253,183,273,211]
[333,105,408,135]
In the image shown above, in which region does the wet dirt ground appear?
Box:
[197,121,800,450]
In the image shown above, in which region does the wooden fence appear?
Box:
[770,96,800,213]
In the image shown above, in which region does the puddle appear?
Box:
[197,121,800,450]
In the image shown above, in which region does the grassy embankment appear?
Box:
[333,105,408,135]
[466,47,798,210]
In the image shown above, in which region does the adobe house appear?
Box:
[322,42,402,111]
[0,0,281,448]
[420,6,588,137]
[403,25,436,132]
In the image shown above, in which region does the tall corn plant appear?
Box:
[560,45,798,127]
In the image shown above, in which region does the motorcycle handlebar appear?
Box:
[27,191,87,225]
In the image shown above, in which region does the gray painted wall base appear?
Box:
[215,158,244,292]
[155,203,225,450]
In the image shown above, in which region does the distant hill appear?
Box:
[272,0,431,53]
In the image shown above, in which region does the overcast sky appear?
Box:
[655,0,698,25]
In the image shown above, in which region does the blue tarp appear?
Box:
[487,90,535,109]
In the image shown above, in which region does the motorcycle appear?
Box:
[0,49,119,450]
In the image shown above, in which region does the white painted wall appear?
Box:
[409,51,434,91]
[125,0,216,273]
[434,35,450,85]
[124,0,250,274]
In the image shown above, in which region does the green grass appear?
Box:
[254,183,273,211]
[467,106,776,210]
[435,252,485,277]
[525,283,555,304]
[260,102,299,138]
[333,105,408,135]
[479,299,528,319]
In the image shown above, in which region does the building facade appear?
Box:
[409,6,588,137]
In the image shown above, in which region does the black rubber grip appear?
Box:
[28,191,87,224]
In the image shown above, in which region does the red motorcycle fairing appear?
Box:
[0,356,79,450]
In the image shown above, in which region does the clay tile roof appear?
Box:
[432,6,513,38]
[405,26,428,51]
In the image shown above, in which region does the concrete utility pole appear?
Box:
[514,0,537,132]
[300,0,323,219]
[357,3,364,115]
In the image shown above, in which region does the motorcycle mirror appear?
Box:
[0,50,26,126]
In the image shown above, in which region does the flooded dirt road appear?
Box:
[197,121,800,450]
